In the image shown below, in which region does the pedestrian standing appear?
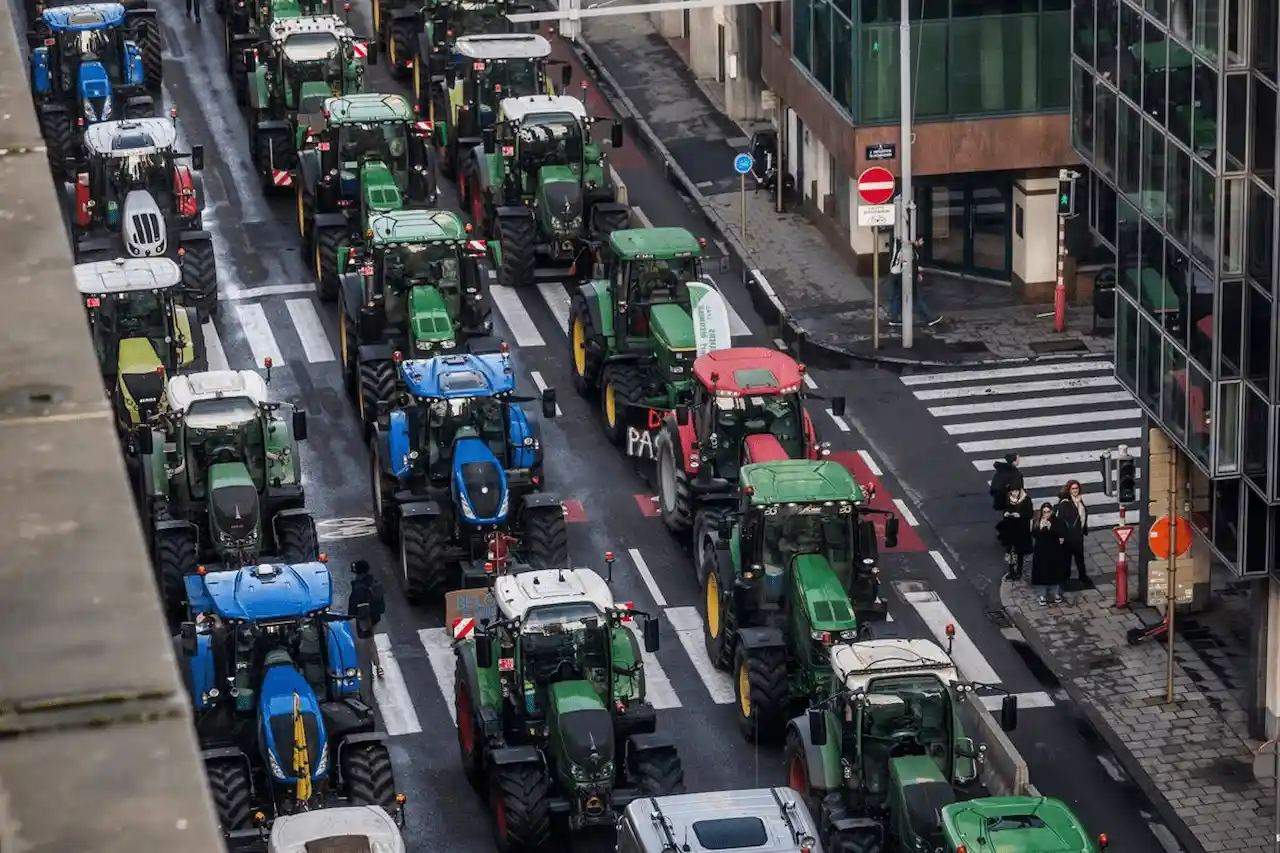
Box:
[348,560,386,704]
[996,487,1033,580]
[1055,480,1090,587]
[989,452,1023,510]
[1030,503,1067,605]
[185,0,201,23]
[888,237,944,327]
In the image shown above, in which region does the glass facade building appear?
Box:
[1072,0,1280,575]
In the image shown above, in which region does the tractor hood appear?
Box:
[943,797,1097,853]
[297,80,334,116]
[122,190,169,257]
[260,661,329,783]
[408,284,455,352]
[890,755,955,851]
[209,461,261,546]
[117,337,166,422]
[649,303,696,352]
[78,60,114,123]
[549,681,615,782]
[188,561,334,620]
[792,554,859,635]
[538,166,582,227]
[359,160,404,213]
[452,435,509,524]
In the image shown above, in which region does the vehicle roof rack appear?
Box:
[648,797,687,853]
[770,788,803,846]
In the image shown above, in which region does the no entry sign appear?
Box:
[857,167,896,205]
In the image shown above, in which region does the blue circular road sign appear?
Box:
[734,153,754,175]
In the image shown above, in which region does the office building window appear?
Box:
[833,14,854,113]
[1218,383,1242,474]
[1139,310,1164,411]
[1163,337,1189,440]
[1252,77,1277,188]
[794,0,813,70]
[1248,181,1275,287]
[1188,361,1212,465]
[1246,283,1273,388]
[1220,278,1245,378]
[1073,0,1094,66]
[1195,0,1219,61]
[1187,259,1215,369]
[1118,293,1140,391]
[1073,62,1095,155]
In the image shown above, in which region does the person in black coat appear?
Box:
[996,487,1034,580]
[348,560,386,702]
[1031,503,1068,605]
[989,453,1023,510]
[1054,479,1090,587]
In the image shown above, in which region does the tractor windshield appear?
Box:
[384,243,460,290]
[761,508,855,585]
[713,393,804,459]
[518,113,583,166]
[626,258,699,307]
[521,605,610,678]
[863,674,953,764]
[475,59,540,112]
[184,404,269,493]
[107,152,170,197]
[423,395,507,476]
[282,32,342,63]
[88,291,177,368]
[64,29,124,81]
[337,121,409,170]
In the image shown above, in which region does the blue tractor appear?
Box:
[369,348,569,602]
[27,2,162,170]
[176,562,402,839]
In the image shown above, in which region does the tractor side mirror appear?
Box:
[243,50,256,73]
[365,39,379,65]
[643,616,659,653]
[355,602,373,637]
[884,515,900,549]
[675,405,689,426]
[857,520,879,566]
[135,425,154,456]
[292,409,308,442]
[831,396,846,417]
[445,66,456,88]
[191,144,205,171]
[474,633,494,669]
[541,387,557,419]
[610,122,624,149]
[482,127,496,155]
[1000,694,1018,731]
[807,708,827,746]
[180,621,198,656]
[560,63,572,88]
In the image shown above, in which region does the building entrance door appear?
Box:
[919,178,1013,280]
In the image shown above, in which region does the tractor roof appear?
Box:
[270,806,405,853]
[740,459,863,505]
[42,3,126,30]
[368,209,469,246]
[400,353,516,399]
[269,15,351,50]
[74,257,182,294]
[84,118,177,157]
[941,796,1096,853]
[454,33,550,59]
[693,347,804,397]
[500,95,586,124]
[830,639,958,692]
[623,789,820,853]
[189,562,333,621]
[324,93,413,124]
[608,227,702,260]
[167,370,270,421]
[493,569,614,625]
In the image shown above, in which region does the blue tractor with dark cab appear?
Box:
[176,561,402,841]
[27,2,161,170]
[369,348,569,602]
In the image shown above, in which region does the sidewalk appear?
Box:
[1000,530,1274,853]
[576,17,1112,366]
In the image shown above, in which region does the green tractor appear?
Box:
[700,459,901,741]
[940,797,1108,853]
[241,15,376,192]
[465,94,628,289]
[296,92,438,294]
[455,566,685,852]
[382,0,530,95]
[133,365,319,626]
[221,0,335,99]
[329,209,494,429]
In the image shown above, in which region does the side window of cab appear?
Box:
[617,817,643,853]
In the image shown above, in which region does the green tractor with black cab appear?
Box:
[383,0,531,95]
[457,564,685,852]
[467,94,628,288]
[221,0,336,96]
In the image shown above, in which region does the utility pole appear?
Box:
[898,0,915,349]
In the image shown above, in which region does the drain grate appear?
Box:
[987,609,1013,628]
[1029,338,1090,354]
[1088,651,1122,670]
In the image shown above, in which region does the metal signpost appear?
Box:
[734,152,753,242]
[897,0,916,348]
[1149,503,1193,704]
[857,168,896,351]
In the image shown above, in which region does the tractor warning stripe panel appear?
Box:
[272,170,292,186]
[828,451,928,552]
[452,617,475,639]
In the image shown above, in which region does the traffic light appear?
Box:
[1057,174,1077,218]
[1117,460,1137,504]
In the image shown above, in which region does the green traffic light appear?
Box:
[1060,194,1069,205]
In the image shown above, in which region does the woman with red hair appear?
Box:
[1055,480,1090,588]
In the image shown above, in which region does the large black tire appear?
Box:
[225,22,247,105]
[135,17,163,89]
[489,761,551,853]
[829,826,886,853]
[590,205,630,240]
[358,359,397,433]
[38,107,71,173]
[314,227,344,303]
[454,659,486,793]
[495,215,535,288]
[733,642,789,743]
[256,126,298,194]
[386,17,415,81]
[400,514,448,604]
[521,504,568,569]
[599,362,644,446]
[370,437,397,547]
[276,513,319,563]
[179,238,218,321]
[205,758,253,831]
[155,530,197,626]
[656,419,693,533]
[630,746,685,796]
[701,565,732,670]
[784,728,820,816]
[342,741,397,809]
[569,294,605,397]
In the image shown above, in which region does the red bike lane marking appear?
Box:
[829,451,927,552]
[549,37,648,169]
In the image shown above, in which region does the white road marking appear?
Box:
[857,449,883,476]
[372,634,423,736]
[957,426,1143,454]
[624,624,680,709]
[942,408,1141,435]
[929,550,957,580]
[1021,469,1140,489]
[1096,753,1127,782]
[235,303,284,367]
[529,371,562,416]
[202,320,230,371]
[901,361,1112,386]
[664,606,735,704]
[536,281,571,336]
[828,410,851,432]
[1087,512,1125,528]
[892,499,919,526]
[418,627,460,723]
[973,447,1144,470]
[926,391,1137,418]
[898,588,1001,684]
[911,375,1120,401]
[803,373,817,390]
[980,691,1055,711]
[286,299,336,363]
[224,283,317,301]
[773,338,787,349]
[628,548,667,607]
[1150,822,1185,853]
[489,285,545,347]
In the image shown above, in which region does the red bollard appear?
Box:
[1114,507,1134,609]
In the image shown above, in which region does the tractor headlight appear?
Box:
[839,630,859,641]
[440,340,456,349]
[497,491,508,518]
[523,437,534,447]
[314,746,328,776]
[345,667,358,677]
[459,492,476,520]
[268,749,286,781]
[416,340,433,351]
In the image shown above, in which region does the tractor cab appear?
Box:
[445,34,552,139]
[75,257,201,432]
[603,228,704,348]
[250,16,369,117]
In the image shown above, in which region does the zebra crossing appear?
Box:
[901,359,1141,528]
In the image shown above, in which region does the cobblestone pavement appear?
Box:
[1001,530,1275,853]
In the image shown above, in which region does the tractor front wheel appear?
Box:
[136,16,163,90]
[489,761,551,853]
[733,642,789,743]
[569,295,604,397]
[599,363,644,446]
[179,239,218,322]
[38,108,71,173]
[454,661,486,793]
[155,529,197,629]
[369,437,398,547]
[495,214,535,289]
[400,515,448,604]
[342,740,397,809]
[314,226,344,303]
[521,504,568,569]
[386,18,415,80]
[701,567,733,670]
[590,204,630,241]
[630,746,685,796]
[205,758,253,832]
[276,513,318,563]
[830,827,887,853]
[358,358,397,436]
[656,419,693,533]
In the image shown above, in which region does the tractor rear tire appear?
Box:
[784,728,821,816]
[370,437,398,547]
[358,359,397,435]
[495,215,535,289]
[701,562,735,670]
[590,205,630,241]
[315,227,344,303]
[489,761,551,853]
[599,362,644,446]
[277,513,319,563]
[830,826,886,853]
[179,239,218,322]
[342,740,397,809]
[656,419,693,533]
[569,294,604,397]
[631,746,685,796]
[155,530,197,627]
[521,504,568,569]
[454,660,486,793]
[205,758,253,831]
[387,18,415,81]
[400,514,448,604]
[38,108,71,173]
[136,17,163,89]
[734,642,789,743]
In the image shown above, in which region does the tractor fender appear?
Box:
[124,94,153,115]
[270,506,314,536]
[231,32,258,49]
[389,5,415,17]
[573,281,609,343]
[398,499,442,520]
[179,229,212,246]
[313,211,348,231]
[736,626,786,651]
[201,745,249,765]
[337,730,387,750]
[125,5,156,19]
[589,199,629,222]
[155,518,197,537]
[664,413,697,473]
[488,745,543,768]
[358,343,396,364]
[455,646,504,741]
[340,275,364,320]
[829,817,886,843]
[520,492,562,512]
[495,205,534,221]
[785,714,843,793]
[626,732,676,757]
[297,148,320,191]
[183,306,207,369]
[255,118,293,134]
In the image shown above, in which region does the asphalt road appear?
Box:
[117,7,1180,852]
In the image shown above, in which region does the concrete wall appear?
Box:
[648,4,765,122]
[1012,176,1059,299]
[1144,427,1212,611]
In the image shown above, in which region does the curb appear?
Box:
[569,37,1110,373]
[995,582,1206,853]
